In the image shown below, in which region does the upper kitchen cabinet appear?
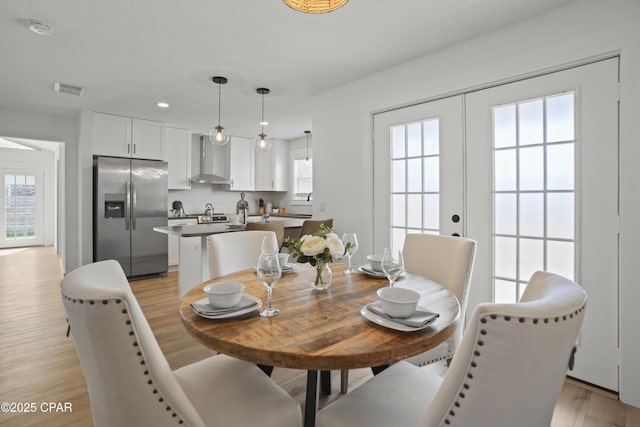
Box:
[93,112,165,160]
[228,136,254,191]
[255,139,289,191]
[166,127,191,189]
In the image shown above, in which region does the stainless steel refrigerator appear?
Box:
[94,156,168,278]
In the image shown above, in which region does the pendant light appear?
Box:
[254,88,272,151]
[282,0,349,14]
[304,130,311,162]
[208,76,230,146]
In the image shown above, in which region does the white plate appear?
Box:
[191,294,262,319]
[357,265,387,278]
[227,224,245,230]
[281,264,297,275]
[360,303,435,332]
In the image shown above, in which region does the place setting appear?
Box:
[190,281,262,319]
[361,286,440,332]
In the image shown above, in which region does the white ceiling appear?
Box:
[0,0,576,141]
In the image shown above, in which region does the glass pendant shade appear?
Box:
[209,76,230,146]
[282,0,348,14]
[254,133,272,151]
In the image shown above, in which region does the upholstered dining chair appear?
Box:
[298,218,333,237]
[245,221,285,248]
[402,234,476,367]
[62,260,302,427]
[207,230,277,281]
[317,271,587,427]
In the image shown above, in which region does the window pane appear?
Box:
[423,157,439,192]
[392,160,405,192]
[518,99,543,146]
[495,279,517,304]
[407,122,421,157]
[547,240,574,280]
[407,195,421,228]
[519,146,544,190]
[547,93,574,142]
[391,126,405,158]
[519,238,543,282]
[495,236,517,279]
[547,143,574,190]
[495,193,517,235]
[392,228,406,250]
[547,193,574,239]
[423,119,439,155]
[495,149,516,191]
[494,105,516,149]
[407,158,422,192]
[424,194,439,230]
[519,193,544,237]
[392,194,405,227]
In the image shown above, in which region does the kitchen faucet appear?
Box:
[307,192,312,202]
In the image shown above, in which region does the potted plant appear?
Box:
[171,200,184,217]
[271,202,280,214]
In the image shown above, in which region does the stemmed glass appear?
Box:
[342,233,359,274]
[382,247,404,287]
[261,235,279,255]
[257,253,282,317]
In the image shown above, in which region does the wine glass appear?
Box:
[342,233,359,274]
[257,253,282,317]
[382,247,404,287]
[261,235,279,255]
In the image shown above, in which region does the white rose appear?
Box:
[300,235,326,257]
[325,233,345,260]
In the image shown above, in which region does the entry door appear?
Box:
[373,95,464,251]
[0,169,44,248]
[466,58,619,390]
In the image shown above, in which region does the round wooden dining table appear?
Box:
[180,262,460,427]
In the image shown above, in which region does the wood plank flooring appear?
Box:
[1,246,638,426]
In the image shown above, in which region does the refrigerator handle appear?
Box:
[125,181,131,231]
[131,181,137,230]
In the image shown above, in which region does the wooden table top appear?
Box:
[179,263,460,370]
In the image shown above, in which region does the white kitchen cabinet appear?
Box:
[255,145,273,190]
[168,218,197,269]
[254,139,289,191]
[228,137,254,191]
[93,112,165,160]
[272,139,289,191]
[166,127,191,189]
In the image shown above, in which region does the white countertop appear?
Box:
[154,217,305,238]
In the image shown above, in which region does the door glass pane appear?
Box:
[495,236,516,279]
[494,279,516,304]
[407,122,422,157]
[494,105,516,148]
[495,193,516,235]
[391,126,405,158]
[519,238,543,282]
[495,149,516,191]
[392,160,405,192]
[519,193,544,237]
[547,240,574,280]
[407,158,422,192]
[423,157,439,192]
[423,119,439,155]
[424,194,439,230]
[392,194,405,227]
[4,174,37,241]
[547,193,574,239]
[519,99,544,146]
[519,146,544,190]
[407,195,422,229]
[547,143,574,190]
[546,93,575,142]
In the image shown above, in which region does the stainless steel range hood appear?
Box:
[191,135,232,185]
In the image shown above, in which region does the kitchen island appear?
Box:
[154,217,305,297]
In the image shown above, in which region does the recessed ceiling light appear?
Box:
[157,102,170,108]
[28,20,54,36]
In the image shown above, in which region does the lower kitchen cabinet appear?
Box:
[168,218,197,269]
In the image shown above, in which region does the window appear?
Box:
[4,174,37,241]
[291,157,313,204]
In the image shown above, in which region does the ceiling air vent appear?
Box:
[54,82,86,96]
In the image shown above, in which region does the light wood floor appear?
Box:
[1,246,639,426]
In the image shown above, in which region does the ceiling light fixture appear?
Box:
[156,102,169,108]
[208,76,230,146]
[304,130,311,162]
[28,20,54,36]
[254,88,272,152]
[282,0,348,14]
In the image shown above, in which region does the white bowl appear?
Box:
[367,254,384,272]
[277,253,290,267]
[204,282,245,308]
[376,287,421,318]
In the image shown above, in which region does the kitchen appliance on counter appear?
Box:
[197,213,228,224]
[94,156,168,278]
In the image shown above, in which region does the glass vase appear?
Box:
[310,261,332,293]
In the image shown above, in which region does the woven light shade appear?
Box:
[282,0,349,14]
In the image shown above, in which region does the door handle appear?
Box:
[131,181,137,230]
[125,181,131,231]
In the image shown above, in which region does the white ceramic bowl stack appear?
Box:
[376,287,421,318]
[204,282,245,308]
[366,254,384,272]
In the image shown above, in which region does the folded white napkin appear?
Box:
[367,302,439,328]
[191,295,257,315]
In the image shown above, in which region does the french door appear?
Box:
[0,169,44,248]
[373,58,619,391]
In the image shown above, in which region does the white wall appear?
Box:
[0,107,79,271]
[311,0,640,406]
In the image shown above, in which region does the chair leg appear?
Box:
[340,369,349,394]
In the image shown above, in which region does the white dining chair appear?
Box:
[402,233,476,367]
[207,230,277,280]
[62,259,302,427]
[317,271,587,427]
